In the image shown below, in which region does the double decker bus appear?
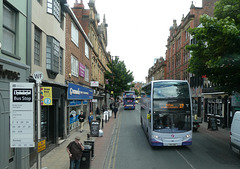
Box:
[140,80,192,147]
[123,91,136,110]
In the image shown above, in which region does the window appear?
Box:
[2,4,16,55]
[85,66,89,82]
[60,11,64,29]
[37,0,42,4]
[71,22,79,46]
[59,48,63,75]
[71,55,79,77]
[46,36,60,73]
[34,27,41,66]
[85,42,89,58]
[47,0,61,22]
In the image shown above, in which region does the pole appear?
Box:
[37,82,41,169]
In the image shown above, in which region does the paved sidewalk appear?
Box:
[30,111,117,169]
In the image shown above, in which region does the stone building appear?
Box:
[147,57,166,83]
[0,0,32,168]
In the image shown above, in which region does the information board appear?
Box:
[10,83,35,147]
[90,120,100,137]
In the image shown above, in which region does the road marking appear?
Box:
[112,114,122,168]
[107,111,122,169]
[176,149,196,169]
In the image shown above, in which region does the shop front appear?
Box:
[203,91,229,128]
[67,83,93,133]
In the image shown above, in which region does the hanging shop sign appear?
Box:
[90,81,99,87]
[79,63,85,78]
[40,87,52,105]
[10,82,35,148]
[67,82,93,100]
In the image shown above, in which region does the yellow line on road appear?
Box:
[112,113,122,169]
[107,112,122,169]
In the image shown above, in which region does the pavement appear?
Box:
[30,110,117,169]
[30,107,231,169]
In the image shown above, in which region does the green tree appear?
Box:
[134,89,140,96]
[104,57,134,100]
[186,0,240,94]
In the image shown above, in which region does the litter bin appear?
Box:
[80,145,92,169]
[84,140,95,158]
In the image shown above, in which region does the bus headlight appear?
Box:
[152,134,159,139]
[184,134,191,139]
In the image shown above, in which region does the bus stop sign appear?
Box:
[33,71,43,83]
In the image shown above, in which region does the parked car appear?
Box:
[230,111,240,155]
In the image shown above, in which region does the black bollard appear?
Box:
[102,118,104,129]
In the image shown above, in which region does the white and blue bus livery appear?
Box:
[140,80,192,147]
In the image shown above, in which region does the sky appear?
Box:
[67,0,202,83]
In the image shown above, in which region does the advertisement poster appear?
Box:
[41,87,52,105]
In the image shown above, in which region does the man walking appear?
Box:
[66,136,85,169]
[113,105,118,118]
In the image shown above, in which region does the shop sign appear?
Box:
[69,100,82,106]
[67,82,93,100]
[79,63,85,78]
[92,99,97,103]
[90,81,99,87]
[0,64,20,80]
[10,82,35,148]
[41,87,52,105]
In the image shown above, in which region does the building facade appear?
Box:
[164,0,236,128]
[0,0,32,168]
[65,3,93,133]
[147,57,166,83]
[30,0,67,166]
[72,0,111,113]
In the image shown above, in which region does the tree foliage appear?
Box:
[186,0,240,94]
[104,57,134,100]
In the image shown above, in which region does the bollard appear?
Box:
[87,134,90,140]
[102,118,104,129]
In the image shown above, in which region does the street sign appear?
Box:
[10,83,35,148]
[33,71,43,83]
[38,139,46,152]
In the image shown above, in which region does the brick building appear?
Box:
[65,4,94,133]
[166,0,218,80]
[72,0,112,112]
[165,0,235,129]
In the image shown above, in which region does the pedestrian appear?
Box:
[66,136,85,169]
[78,111,85,133]
[88,112,94,129]
[113,106,118,118]
[110,103,113,111]
[96,107,100,115]
[102,104,106,112]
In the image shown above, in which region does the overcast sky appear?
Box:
[67,0,202,82]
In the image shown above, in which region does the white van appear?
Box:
[230,111,240,155]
